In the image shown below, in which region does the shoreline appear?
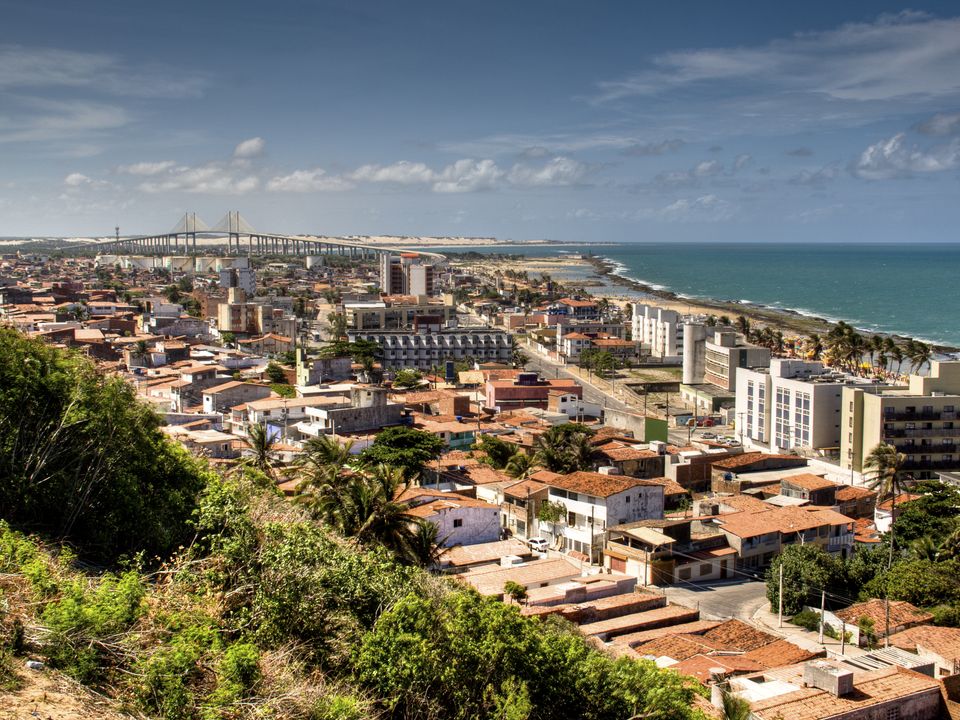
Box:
[582,255,959,355]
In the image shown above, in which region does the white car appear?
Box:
[527,537,549,552]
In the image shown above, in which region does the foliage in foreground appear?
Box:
[0,480,702,720]
[0,329,210,562]
[0,331,702,718]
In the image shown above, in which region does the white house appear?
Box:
[404,493,502,547]
[537,470,665,564]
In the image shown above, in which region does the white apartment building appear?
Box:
[735,359,866,453]
[537,470,665,564]
[632,304,684,361]
[683,329,770,392]
[348,328,512,369]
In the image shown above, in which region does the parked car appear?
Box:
[698,431,717,439]
[527,537,549,552]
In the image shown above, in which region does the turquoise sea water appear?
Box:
[430,243,960,348]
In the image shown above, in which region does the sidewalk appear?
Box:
[752,602,865,658]
[523,340,647,413]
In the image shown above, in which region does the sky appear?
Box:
[3,0,960,242]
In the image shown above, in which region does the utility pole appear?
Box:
[885,597,891,648]
[778,563,784,628]
[840,620,846,655]
[818,590,826,644]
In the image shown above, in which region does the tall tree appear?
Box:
[359,426,444,482]
[533,423,596,474]
[864,442,911,644]
[505,452,535,480]
[244,423,279,480]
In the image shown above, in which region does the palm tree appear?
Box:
[720,692,751,720]
[870,335,885,373]
[888,343,905,379]
[907,340,932,374]
[805,333,823,360]
[407,519,445,567]
[299,460,428,564]
[863,442,911,645]
[245,423,279,480]
[298,433,354,478]
[735,315,750,336]
[504,452,534,480]
[327,311,347,341]
[131,339,150,366]
[533,424,595,474]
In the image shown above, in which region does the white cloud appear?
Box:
[852,132,960,179]
[138,163,259,195]
[733,154,752,171]
[621,139,685,156]
[654,194,736,222]
[789,163,842,185]
[916,111,960,136]
[433,159,503,193]
[789,204,844,223]
[693,160,723,177]
[346,158,506,193]
[0,98,129,143]
[233,137,265,159]
[0,44,207,98]
[595,13,960,105]
[507,156,589,187]
[266,169,354,192]
[64,172,92,186]
[118,160,177,176]
[349,161,435,185]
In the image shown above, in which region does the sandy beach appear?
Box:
[458,251,958,353]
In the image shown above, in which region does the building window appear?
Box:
[453,518,463,528]
[699,563,711,576]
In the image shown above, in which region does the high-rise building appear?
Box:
[736,359,874,453]
[379,253,435,295]
[842,361,960,479]
[219,266,256,296]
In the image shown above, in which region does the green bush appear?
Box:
[40,570,146,682]
[790,609,820,631]
[135,622,222,720]
[0,330,209,564]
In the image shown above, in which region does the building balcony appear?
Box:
[885,411,945,421]
[902,459,960,471]
[891,442,957,454]
[884,427,960,438]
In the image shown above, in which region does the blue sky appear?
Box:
[3,1,960,241]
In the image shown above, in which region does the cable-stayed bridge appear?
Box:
[93,212,446,262]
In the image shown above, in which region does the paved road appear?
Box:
[524,348,635,415]
[522,342,732,446]
[662,579,770,621]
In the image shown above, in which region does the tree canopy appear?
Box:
[359,426,445,481]
[0,329,210,563]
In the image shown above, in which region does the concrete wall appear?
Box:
[432,505,502,547]
[602,409,669,442]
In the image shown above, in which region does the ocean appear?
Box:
[430,242,960,348]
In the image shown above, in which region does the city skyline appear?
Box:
[3,0,960,242]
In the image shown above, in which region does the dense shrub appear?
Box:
[0,330,210,563]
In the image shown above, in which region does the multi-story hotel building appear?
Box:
[736,359,875,453]
[842,361,960,479]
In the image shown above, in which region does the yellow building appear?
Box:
[842,361,960,479]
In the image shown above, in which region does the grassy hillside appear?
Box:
[0,332,705,720]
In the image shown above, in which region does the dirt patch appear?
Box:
[0,664,133,720]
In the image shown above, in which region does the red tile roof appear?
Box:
[548,471,664,498]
